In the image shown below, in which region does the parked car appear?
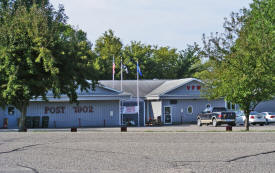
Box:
[235,110,244,126]
[197,107,236,127]
[242,112,265,126]
[262,112,275,124]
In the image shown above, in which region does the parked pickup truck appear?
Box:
[197,107,236,127]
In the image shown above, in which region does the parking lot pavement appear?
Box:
[0,126,275,173]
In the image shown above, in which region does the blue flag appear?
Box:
[137,62,142,76]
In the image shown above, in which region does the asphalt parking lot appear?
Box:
[1,125,275,173]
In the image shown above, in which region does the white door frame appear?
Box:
[164,106,172,124]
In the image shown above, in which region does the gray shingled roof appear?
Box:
[147,78,198,96]
[100,80,167,97]
[100,78,200,98]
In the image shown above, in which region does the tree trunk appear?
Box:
[244,111,250,131]
[18,103,28,132]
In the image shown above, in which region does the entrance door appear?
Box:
[164,106,172,124]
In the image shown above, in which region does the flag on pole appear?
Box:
[136,60,141,127]
[120,58,129,91]
[137,62,142,76]
[112,57,115,77]
[112,56,115,88]
[122,64,128,74]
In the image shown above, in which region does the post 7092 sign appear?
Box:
[44,105,94,114]
[73,105,94,113]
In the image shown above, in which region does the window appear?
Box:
[227,102,231,110]
[226,101,236,110]
[8,107,15,115]
[232,104,235,110]
[204,104,211,112]
[170,100,177,104]
[187,106,193,114]
[164,107,172,124]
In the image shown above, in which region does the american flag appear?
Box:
[112,56,115,88]
[112,59,115,76]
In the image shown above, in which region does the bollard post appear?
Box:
[19,128,27,132]
[226,126,232,131]
[3,118,8,129]
[71,127,77,132]
[78,118,81,128]
[121,126,127,132]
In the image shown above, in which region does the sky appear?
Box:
[50,0,252,50]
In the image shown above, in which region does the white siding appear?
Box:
[150,101,162,120]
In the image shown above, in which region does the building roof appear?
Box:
[100,78,201,98]
[100,80,167,97]
[146,78,198,96]
[32,83,132,102]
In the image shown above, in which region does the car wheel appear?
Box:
[260,123,264,126]
[212,119,218,127]
[197,118,202,126]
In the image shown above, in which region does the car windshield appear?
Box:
[212,107,227,112]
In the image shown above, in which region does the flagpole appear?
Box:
[137,60,140,127]
[112,56,115,88]
[121,57,123,91]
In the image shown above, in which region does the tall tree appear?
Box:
[146,46,179,79]
[176,43,203,78]
[196,0,275,131]
[0,0,97,131]
[94,29,122,79]
[122,41,152,79]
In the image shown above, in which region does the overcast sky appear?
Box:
[50,0,252,50]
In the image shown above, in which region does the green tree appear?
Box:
[147,46,179,79]
[196,0,275,131]
[94,29,122,79]
[122,41,152,79]
[0,0,97,131]
[122,43,183,79]
[176,43,203,78]
[93,29,204,80]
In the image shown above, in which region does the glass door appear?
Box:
[164,106,172,124]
